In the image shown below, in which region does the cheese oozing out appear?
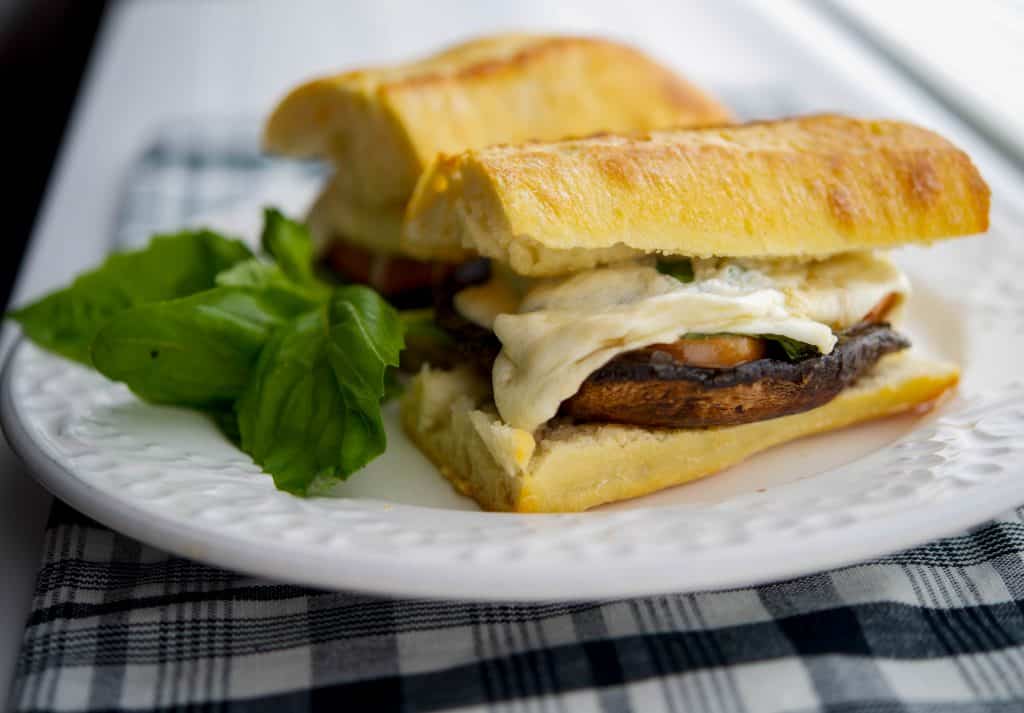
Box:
[453,275,523,330]
[454,252,911,432]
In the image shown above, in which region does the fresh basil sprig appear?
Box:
[236,288,403,495]
[9,210,404,496]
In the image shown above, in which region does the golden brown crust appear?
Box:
[401,115,991,275]
[264,34,732,209]
[386,36,711,116]
[400,353,960,513]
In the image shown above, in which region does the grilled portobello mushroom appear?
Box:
[561,323,908,428]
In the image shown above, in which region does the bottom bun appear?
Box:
[400,352,959,513]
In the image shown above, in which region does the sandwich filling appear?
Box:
[452,251,909,432]
[307,177,458,307]
[323,238,456,308]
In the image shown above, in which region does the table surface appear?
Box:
[3,0,1023,698]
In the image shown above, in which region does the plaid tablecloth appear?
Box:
[11,120,1024,712]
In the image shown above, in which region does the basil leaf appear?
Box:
[382,368,404,402]
[260,208,320,288]
[400,308,454,346]
[207,408,242,445]
[236,287,404,495]
[236,309,349,495]
[10,206,409,497]
[656,258,694,283]
[326,286,405,473]
[327,286,405,407]
[215,257,328,304]
[398,307,455,371]
[215,258,289,289]
[9,230,252,364]
[763,334,820,361]
[91,287,307,407]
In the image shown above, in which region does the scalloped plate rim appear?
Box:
[6,338,1024,600]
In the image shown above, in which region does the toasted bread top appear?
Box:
[401,115,990,275]
[264,34,731,208]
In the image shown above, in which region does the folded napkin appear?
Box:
[12,119,1024,713]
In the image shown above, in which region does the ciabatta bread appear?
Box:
[265,34,731,211]
[400,353,959,512]
[402,115,990,275]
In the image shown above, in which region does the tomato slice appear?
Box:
[642,335,767,368]
[326,240,454,296]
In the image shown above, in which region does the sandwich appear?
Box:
[398,115,989,513]
[263,34,731,305]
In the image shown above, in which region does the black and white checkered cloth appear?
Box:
[12,120,1024,712]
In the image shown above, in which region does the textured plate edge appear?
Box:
[5,338,1024,601]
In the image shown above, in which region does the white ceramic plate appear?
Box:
[4,203,1024,601]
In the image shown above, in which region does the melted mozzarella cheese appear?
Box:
[454,277,522,330]
[484,252,909,432]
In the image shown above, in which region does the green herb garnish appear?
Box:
[235,288,403,495]
[656,258,695,283]
[8,230,252,364]
[763,334,820,361]
[90,287,308,407]
[9,209,404,496]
